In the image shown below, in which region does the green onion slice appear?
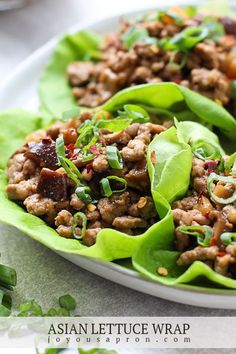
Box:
[106,146,123,169]
[122,26,157,50]
[96,117,132,132]
[220,232,236,246]
[160,26,208,53]
[75,186,92,205]
[224,153,236,174]
[59,294,76,311]
[0,264,17,288]
[72,212,87,240]
[177,225,213,247]
[192,140,222,161]
[56,136,83,185]
[100,176,128,197]
[207,172,236,204]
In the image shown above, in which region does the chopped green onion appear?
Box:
[191,140,222,161]
[200,16,225,41]
[75,186,92,204]
[122,26,157,50]
[83,131,99,152]
[106,146,123,169]
[177,225,213,247]
[75,125,95,148]
[0,264,17,287]
[72,212,87,240]
[56,136,83,186]
[96,118,132,132]
[224,153,236,173]
[55,135,66,160]
[160,26,209,53]
[62,108,81,121]
[220,232,236,246]
[100,176,127,197]
[0,304,11,317]
[207,173,236,204]
[118,104,150,123]
[59,294,76,311]
[1,292,12,310]
[17,300,43,317]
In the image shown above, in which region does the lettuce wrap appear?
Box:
[0,105,192,261]
[38,0,236,143]
[1,84,236,289]
[133,121,236,289]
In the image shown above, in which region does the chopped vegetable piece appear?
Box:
[59,294,76,311]
[220,232,236,245]
[72,212,87,239]
[37,168,68,201]
[122,26,157,50]
[56,136,83,185]
[106,146,123,169]
[191,140,222,160]
[0,264,17,287]
[100,176,127,197]
[177,225,213,247]
[158,10,184,25]
[26,138,58,170]
[207,173,236,204]
[224,153,236,173]
[160,26,209,53]
[96,117,132,132]
[75,186,92,204]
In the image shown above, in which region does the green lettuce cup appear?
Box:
[133,121,236,289]
[0,107,192,260]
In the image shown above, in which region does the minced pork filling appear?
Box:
[6,110,165,246]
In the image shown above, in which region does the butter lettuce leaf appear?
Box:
[39,30,101,117]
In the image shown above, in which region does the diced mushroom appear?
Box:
[37,168,68,201]
[25,138,59,170]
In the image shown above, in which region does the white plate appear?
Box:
[1,4,236,309]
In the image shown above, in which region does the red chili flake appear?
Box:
[173,78,182,84]
[210,235,218,246]
[67,143,75,157]
[218,251,226,257]
[204,160,218,174]
[86,163,93,173]
[89,144,100,156]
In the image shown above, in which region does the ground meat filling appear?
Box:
[67,10,236,111]
[6,112,163,246]
[172,156,236,278]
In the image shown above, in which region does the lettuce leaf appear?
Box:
[102,83,236,140]
[133,121,236,289]
[0,109,50,169]
[39,31,101,116]
[132,210,236,289]
[0,109,191,261]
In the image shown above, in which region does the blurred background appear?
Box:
[0,0,197,81]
